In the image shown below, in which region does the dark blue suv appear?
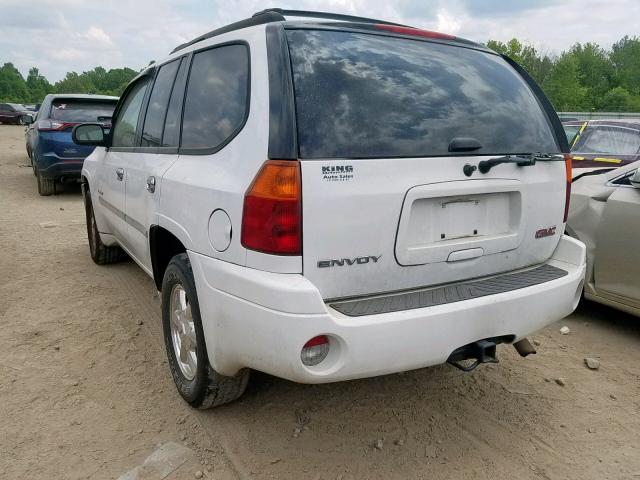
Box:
[25,94,118,195]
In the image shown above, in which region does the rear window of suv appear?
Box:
[51,99,117,122]
[286,29,559,159]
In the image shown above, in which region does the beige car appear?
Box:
[567,161,640,316]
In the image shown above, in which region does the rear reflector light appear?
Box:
[374,24,456,40]
[301,335,330,367]
[563,154,572,222]
[241,160,301,255]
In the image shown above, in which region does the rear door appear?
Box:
[285,28,567,300]
[97,78,150,242]
[124,57,186,270]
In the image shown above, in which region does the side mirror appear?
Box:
[20,114,34,125]
[72,123,107,146]
[630,169,640,189]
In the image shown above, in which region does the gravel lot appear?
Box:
[1,124,639,480]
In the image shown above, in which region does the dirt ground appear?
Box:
[1,124,639,480]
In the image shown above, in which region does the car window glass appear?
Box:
[111,80,149,148]
[181,44,249,150]
[141,59,181,147]
[50,100,117,122]
[575,126,640,155]
[286,30,559,159]
[564,126,580,146]
[0,104,10,112]
[162,58,188,147]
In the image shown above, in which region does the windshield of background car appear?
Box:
[286,29,559,159]
[50,100,117,122]
[573,126,640,155]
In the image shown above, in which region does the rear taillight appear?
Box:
[37,120,78,131]
[241,160,301,255]
[563,154,572,222]
[374,24,455,40]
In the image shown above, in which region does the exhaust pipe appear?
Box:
[447,339,498,372]
[513,338,536,357]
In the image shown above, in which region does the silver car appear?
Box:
[567,161,640,316]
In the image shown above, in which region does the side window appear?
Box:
[111,79,149,148]
[141,59,181,147]
[162,58,189,147]
[181,44,249,150]
[0,104,10,112]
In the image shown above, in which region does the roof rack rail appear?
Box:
[171,10,285,54]
[251,8,408,27]
[171,8,410,54]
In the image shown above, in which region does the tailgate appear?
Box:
[301,158,566,299]
[285,27,567,300]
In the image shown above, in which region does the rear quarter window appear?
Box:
[181,43,250,151]
[286,30,559,159]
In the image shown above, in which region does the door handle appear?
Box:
[146,176,156,193]
[116,168,124,181]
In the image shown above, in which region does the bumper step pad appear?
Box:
[330,264,568,317]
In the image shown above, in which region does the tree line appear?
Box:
[0,64,138,104]
[1,35,639,111]
[487,36,640,112]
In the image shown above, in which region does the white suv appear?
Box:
[73,9,587,408]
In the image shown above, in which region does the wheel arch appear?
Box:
[149,225,188,291]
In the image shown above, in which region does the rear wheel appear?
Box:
[162,253,249,409]
[84,191,127,265]
[35,168,55,196]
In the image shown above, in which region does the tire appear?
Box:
[84,191,127,265]
[162,253,249,409]
[36,168,55,196]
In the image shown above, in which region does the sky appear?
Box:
[1,0,639,82]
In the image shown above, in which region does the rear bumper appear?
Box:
[35,153,84,179]
[190,235,586,383]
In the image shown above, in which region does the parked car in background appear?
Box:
[567,160,640,316]
[564,120,640,176]
[0,102,33,124]
[23,94,118,195]
[73,9,585,408]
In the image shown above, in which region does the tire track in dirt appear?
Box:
[110,263,251,479]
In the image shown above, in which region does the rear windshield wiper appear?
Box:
[477,153,564,174]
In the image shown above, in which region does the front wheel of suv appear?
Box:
[162,253,249,409]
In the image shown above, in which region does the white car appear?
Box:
[73,9,586,408]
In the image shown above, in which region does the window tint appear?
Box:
[141,59,181,147]
[574,126,640,155]
[181,44,249,150]
[111,80,149,148]
[162,58,189,147]
[50,100,117,122]
[0,104,10,112]
[286,30,559,159]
